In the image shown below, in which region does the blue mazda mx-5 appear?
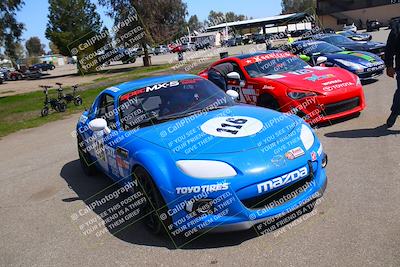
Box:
[76,74,328,235]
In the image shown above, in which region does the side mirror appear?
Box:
[227,72,241,80]
[89,118,111,134]
[226,89,239,100]
[316,56,328,65]
[300,54,311,62]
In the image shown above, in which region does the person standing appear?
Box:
[208,62,235,92]
[385,21,400,128]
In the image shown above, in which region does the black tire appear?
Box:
[11,76,17,81]
[58,102,67,112]
[257,94,280,111]
[74,97,83,106]
[77,135,98,176]
[134,166,170,235]
[41,107,49,117]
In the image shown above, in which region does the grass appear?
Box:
[0,64,172,138]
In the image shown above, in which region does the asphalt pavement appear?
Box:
[0,29,399,267]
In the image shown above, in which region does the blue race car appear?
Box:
[289,40,385,80]
[76,74,328,235]
[306,33,386,58]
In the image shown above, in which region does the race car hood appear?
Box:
[133,105,299,154]
[339,41,385,52]
[328,51,383,67]
[260,66,357,94]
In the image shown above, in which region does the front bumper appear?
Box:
[165,146,328,233]
[284,86,366,124]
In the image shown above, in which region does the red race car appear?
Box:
[199,51,366,124]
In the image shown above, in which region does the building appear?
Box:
[317,0,400,30]
[206,13,314,36]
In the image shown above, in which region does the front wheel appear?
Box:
[74,97,83,106]
[77,135,98,176]
[257,94,280,111]
[134,166,170,235]
[41,107,49,117]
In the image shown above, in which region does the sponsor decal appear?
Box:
[241,52,293,66]
[311,151,317,161]
[108,87,120,93]
[116,147,130,177]
[271,155,287,167]
[322,79,343,86]
[323,82,354,92]
[257,166,309,194]
[285,147,305,160]
[289,69,313,75]
[263,85,275,90]
[305,74,335,82]
[121,81,180,101]
[200,116,263,138]
[176,183,230,194]
[79,114,88,124]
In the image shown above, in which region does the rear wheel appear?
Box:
[258,94,280,111]
[58,102,67,112]
[134,166,170,235]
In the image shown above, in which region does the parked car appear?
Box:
[24,66,42,79]
[195,41,211,50]
[32,63,55,71]
[337,31,372,42]
[171,44,183,53]
[289,40,385,80]
[307,34,386,58]
[136,45,154,56]
[199,51,366,124]
[343,23,357,32]
[226,37,242,47]
[366,20,381,32]
[182,43,196,52]
[0,72,4,84]
[7,70,24,81]
[154,45,169,55]
[253,34,267,44]
[76,73,328,234]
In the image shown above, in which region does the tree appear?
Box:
[46,0,107,73]
[207,10,224,26]
[0,0,25,60]
[281,0,316,14]
[25,37,45,56]
[187,15,202,31]
[49,42,60,54]
[99,0,188,66]
[14,43,26,60]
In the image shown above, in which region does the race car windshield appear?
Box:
[298,42,343,55]
[118,78,235,130]
[245,57,309,77]
[322,35,354,45]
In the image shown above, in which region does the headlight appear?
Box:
[300,124,315,150]
[287,90,317,100]
[336,59,364,73]
[176,160,237,178]
[356,76,361,86]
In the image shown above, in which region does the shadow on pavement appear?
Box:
[60,159,316,250]
[325,125,400,138]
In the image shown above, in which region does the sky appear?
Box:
[16,0,282,49]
